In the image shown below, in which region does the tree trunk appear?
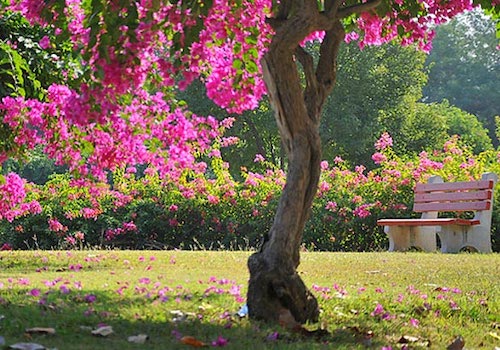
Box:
[246,1,346,324]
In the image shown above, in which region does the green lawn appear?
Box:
[0,251,499,349]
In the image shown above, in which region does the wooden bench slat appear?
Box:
[377,218,480,226]
[416,179,493,192]
[414,190,492,203]
[413,201,490,212]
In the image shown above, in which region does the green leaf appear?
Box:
[232,59,243,70]
[245,60,258,74]
[247,48,259,59]
[244,35,257,46]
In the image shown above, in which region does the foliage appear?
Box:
[0,11,83,97]
[382,100,493,156]
[423,8,500,147]
[2,146,67,184]
[497,116,500,142]
[321,41,428,166]
[0,0,497,176]
[1,136,499,252]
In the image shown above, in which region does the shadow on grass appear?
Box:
[0,289,382,350]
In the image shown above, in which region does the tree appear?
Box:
[321,41,428,166]
[381,99,493,156]
[1,0,499,325]
[423,8,500,147]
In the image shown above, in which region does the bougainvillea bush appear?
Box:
[1,134,499,252]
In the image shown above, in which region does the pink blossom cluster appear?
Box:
[0,87,224,182]
[105,221,138,241]
[0,173,41,222]
[48,218,68,233]
[8,0,46,25]
[191,0,273,113]
[355,0,477,52]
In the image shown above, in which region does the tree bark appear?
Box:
[246,1,346,324]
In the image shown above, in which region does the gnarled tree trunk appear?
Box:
[247,1,345,324]
[246,0,380,324]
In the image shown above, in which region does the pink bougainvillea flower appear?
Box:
[69,264,82,271]
[211,336,228,347]
[38,35,51,49]
[29,288,41,297]
[18,278,30,285]
[60,285,70,294]
[0,243,13,251]
[139,277,151,284]
[254,154,265,163]
[375,132,393,150]
[267,332,279,341]
[370,303,384,317]
[84,294,97,303]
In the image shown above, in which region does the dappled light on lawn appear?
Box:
[0,251,498,349]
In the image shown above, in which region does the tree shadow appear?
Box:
[0,289,384,349]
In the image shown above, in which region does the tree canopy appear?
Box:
[423,8,500,147]
[1,0,498,179]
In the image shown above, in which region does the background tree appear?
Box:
[423,8,500,147]
[321,42,428,166]
[381,99,492,156]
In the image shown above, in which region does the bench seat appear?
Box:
[377,172,498,253]
[377,218,480,226]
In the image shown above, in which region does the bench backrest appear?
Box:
[413,179,494,213]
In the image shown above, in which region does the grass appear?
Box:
[0,250,499,349]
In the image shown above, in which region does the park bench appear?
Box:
[377,172,498,253]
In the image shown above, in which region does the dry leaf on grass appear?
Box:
[171,310,196,323]
[278,309,301,331]
[25,328,56,336]
[91,325,114,337]
[397,335,431,347]
[127,334,149,344]
[398,335,420,343]
[9,343,46,350]
[446,336,465,350]
[489,332,500,340]
[180,335,207,347]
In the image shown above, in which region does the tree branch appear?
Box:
[295,46,317,96]
[276,0,294,20]
[314,21,345,116]
[337,0,382,19]
[325,0,345,18]
[295,46,320,124]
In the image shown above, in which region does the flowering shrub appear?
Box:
[1,135,499,252]
[2,2,499,254]
[308,135,500,251]
[0,173,41,222]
